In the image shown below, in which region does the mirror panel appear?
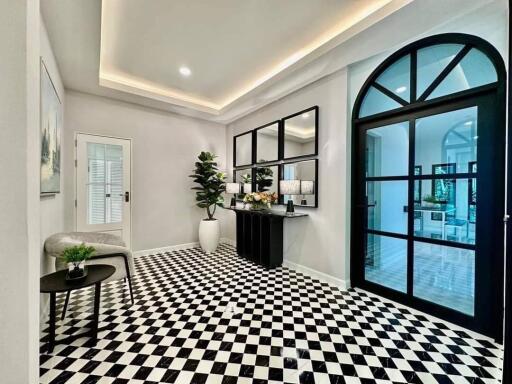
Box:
[256,122,279,163]
[234,132,252,166]
[233,168,252,200]
[280,159,317,207]
[283,107,317,159]
[255,165,279,197]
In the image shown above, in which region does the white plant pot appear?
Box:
[199,219,220,254]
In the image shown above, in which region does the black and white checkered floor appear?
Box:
[40,245,502,384]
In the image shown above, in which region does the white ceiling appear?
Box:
[40,0,412,121]
[100,0,391,111]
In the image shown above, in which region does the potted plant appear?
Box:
[190,151,226,253]
[62,243,95,282]
[422,194,442,208]
[243,191,278,210]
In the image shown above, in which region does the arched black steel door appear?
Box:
[351,33,506,340]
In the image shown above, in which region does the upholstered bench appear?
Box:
[44,232,135,319]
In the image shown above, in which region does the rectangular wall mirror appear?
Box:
[234,131,253,167]
[233,168,252,200]
[255,121,279,164]
[255,165,279,197]
[280,159,318,207]
[282,106,318,160]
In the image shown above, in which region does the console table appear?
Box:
[225,207,307,268]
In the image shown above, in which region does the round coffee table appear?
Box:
[40,264,115,353]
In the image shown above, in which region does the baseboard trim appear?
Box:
[283,260,350,291]
[133,242,199,257]
[220,237,236,247]
[133,238,236,257]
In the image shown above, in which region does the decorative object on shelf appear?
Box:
[422,194,443,208]
[190,151,226,254]
[280,179,300,215]
[40,59,62,195]
[226,182,241,208]
[62,243,95,283]
[243,182,252,194]
[300,180,315,205]
[243,191,278,210]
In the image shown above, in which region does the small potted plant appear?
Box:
[62,243,95,282]
[243,191,278,210]
[189,151,226,254]
[422,194,442,208]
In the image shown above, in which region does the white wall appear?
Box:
[64,91,227,252]
[40,16,66,306]
[0,0,41,382]
[226,69,352,285]
[225,0,508,287]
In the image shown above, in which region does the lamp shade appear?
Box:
[280,180,300,195]
[243,183,252,194]
[300,180,315,195]
[226,182,241,194]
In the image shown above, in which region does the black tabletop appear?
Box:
[224,207,308,218]
[40,264,116,293]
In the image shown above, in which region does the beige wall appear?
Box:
[64,91,228,252]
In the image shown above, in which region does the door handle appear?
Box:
[356,201,377,208]
[125,191,130,202]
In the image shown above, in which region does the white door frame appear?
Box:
[74,132,132,249]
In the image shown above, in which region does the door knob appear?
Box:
[125,191,130,202]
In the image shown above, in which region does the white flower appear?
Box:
[254,194,261,201]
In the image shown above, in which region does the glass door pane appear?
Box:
[412,107,478,314]
[87,143,123,225]
[364,120,410,293]
[413,241,475,315]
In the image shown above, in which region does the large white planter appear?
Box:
[199,219,220,254]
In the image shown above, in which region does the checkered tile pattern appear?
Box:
[40,245,503,383]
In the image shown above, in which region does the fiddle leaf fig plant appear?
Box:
[189,151,226,220]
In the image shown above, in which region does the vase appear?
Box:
[66,262,88,283]
[199,219,220,254]
[250,203,269,211]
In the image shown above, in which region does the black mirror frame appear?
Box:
[281,106,319,161]
[233,131,254,167]
[279,158,318,208]
[254,120,280,165]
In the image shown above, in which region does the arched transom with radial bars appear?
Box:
[358,41,499,118]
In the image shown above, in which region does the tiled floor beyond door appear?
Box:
[40,245,502,384]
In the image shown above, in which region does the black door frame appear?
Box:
[503,3,511,381]
[351,33,507,340]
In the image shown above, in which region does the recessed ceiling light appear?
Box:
[179,66,191,77]
[302,113,310,119]
[395,86,407,94]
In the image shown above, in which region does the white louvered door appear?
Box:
[76,134,131,248]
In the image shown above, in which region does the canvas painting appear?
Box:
[40,60,62,194]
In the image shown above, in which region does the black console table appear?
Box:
[226,207,307,268]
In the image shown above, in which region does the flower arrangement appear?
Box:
[243,191,278,210]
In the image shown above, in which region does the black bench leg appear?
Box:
[61,290,71,321]
[121,255,135,305]
[48,292,56,353]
